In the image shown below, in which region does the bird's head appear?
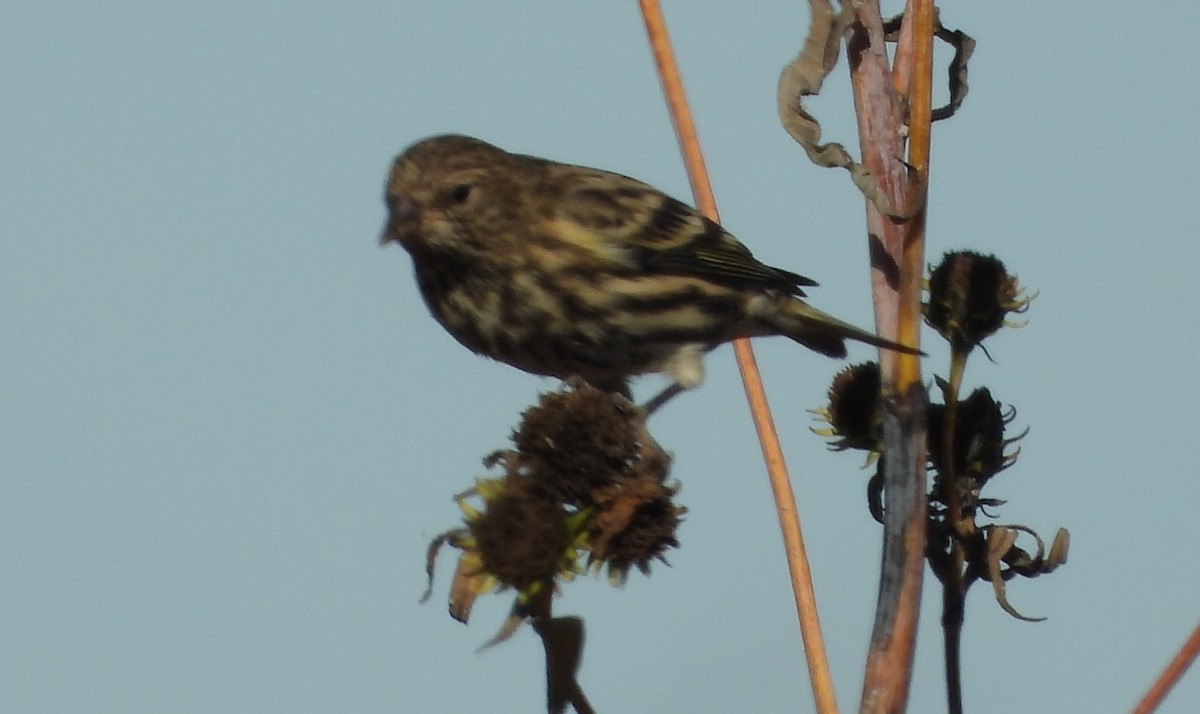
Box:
[381,134,521,257]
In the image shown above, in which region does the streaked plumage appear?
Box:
[381,134,918,403]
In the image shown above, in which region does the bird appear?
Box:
[381,134,919,412]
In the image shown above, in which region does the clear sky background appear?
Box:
[3,2,1198,712]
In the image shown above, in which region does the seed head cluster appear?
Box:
[459,382,682,599]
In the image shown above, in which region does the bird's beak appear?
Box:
[380,194,417,246]
[379,224,397,246]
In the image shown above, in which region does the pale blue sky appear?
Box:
[3,2,1198,712]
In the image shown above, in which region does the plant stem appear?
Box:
[851,1,934,711]
[940,546,966,714]
[638,2,837,712]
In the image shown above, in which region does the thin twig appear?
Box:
[1131,619,1200,714]
[938,352,968,535]
[637,2,837,713]
[896,0,932,385]
[527,588,595,714]
[939,547,966,714]
[934,349,966,711]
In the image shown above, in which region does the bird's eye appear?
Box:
[447,183,473,205]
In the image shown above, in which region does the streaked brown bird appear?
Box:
[381,134,918,411]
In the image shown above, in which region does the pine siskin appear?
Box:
[381,134,919,409]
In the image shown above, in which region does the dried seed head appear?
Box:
[814,362,884,454]
[925,251,1029,353]
[468,477,576,594]
[587,478,684,584]
[928,388,1018,496]
[511,382,649,506]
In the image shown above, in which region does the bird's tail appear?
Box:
[770,297,923,358]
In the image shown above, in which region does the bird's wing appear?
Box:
[549,163,816,296]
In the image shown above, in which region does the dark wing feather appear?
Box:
[550,163,817,296]
[643,199,816,295]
